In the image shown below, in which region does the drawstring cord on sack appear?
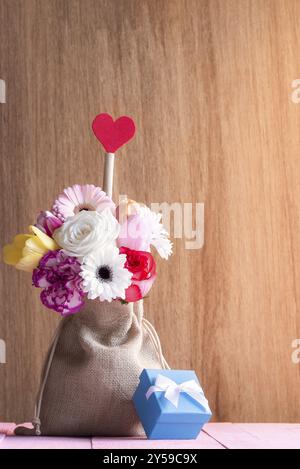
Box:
[136,300,170,370]
[33,320,65,436]
[142,318,170,369]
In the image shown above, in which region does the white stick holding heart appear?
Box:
[103,153,115,199]
[92,113,136,200]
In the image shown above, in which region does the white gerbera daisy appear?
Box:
[80,246,132,302]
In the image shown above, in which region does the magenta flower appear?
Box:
[36,211,63,236]
[32,250,85,316]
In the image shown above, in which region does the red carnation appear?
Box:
[120,247,157,302]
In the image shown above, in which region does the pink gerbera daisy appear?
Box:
[52,184,115,221]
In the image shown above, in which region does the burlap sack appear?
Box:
[17,299,168,437]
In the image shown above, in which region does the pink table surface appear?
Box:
[204,423,300,450]
[1,423,300,449]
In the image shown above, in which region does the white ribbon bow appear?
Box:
[145,374,209,409]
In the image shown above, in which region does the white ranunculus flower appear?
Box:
[53,208,119,257]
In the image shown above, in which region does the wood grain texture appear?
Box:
[1,0,300,423]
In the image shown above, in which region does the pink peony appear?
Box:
[52,184,115,221]
[36,211,63,236]
[117,214,151,252]
[32,250,85,316]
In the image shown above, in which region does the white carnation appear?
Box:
[138,207,173,259]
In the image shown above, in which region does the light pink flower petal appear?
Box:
[118,214,151,251]
[73,184,85,205]
[65,185,82,206]
[134,274,157,297]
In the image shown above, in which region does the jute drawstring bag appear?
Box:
[16,299,169,436]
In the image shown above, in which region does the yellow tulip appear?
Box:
[3,225,59,272]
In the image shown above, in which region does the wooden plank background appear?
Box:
[1,0,300,423]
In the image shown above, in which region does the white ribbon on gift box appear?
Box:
[145,374,210,409]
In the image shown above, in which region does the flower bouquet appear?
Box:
[4,183,171,315]
[3,114,172,437]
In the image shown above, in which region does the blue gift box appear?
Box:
[133,369,212,440]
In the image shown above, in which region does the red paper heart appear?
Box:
[92,113,135,153]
